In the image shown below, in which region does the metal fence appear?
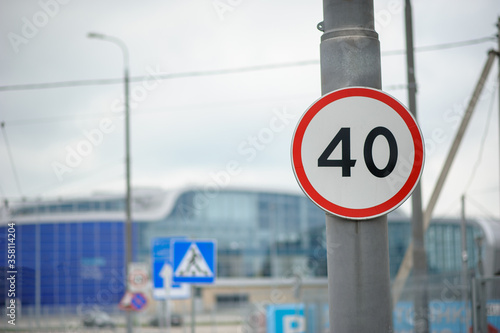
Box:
[2,274,500,332]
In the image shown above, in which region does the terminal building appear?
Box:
[1,186,499,312]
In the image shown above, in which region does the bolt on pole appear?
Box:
[320,0,392,331]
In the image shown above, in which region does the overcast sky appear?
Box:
[0,0,499,219]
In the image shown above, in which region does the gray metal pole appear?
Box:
[124,49,134,333]
[321,1,392,331]
[191,285,196,333]
[497,17,500,217]
[460,194,470,331]
[404,1,429,332]
[471,278,479,333]
[474,237,487,333]
[87,32,133,333]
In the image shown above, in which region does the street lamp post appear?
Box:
[88,32,133,333]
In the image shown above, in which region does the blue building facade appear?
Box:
[0,221,130,308]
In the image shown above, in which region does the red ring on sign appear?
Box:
[129,271,147,286]
[291,87,424,219]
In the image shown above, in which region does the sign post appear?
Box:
[172,240,216,333]
[160,264,173,331]
[291,0,423,331]
[120,263,150,313]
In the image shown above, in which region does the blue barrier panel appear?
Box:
[393,301,500,333]
[266,301,500,332]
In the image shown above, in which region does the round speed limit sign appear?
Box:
[291,87,424,220]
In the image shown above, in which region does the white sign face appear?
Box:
[128,262,149,292]
[174,243,213,277]
[291,87,424,219]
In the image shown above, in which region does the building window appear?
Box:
[77,202,91,212]
[216,293,249,308]
[258,201,271,229]
[61,203,73,212]
[103,200,124,211]
[172,192,196,219]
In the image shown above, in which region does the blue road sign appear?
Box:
[172,240,216,284]
[266,304,317,333]
[151,237,190,299]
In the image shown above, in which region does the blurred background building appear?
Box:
[1,186,498,315]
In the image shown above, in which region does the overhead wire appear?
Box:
[466,195,499,221]
[460,76,499,219]
[0,36,493,126]
[463,78,498,194]
[0,35,496,200]
[381,36,495,56]
[0,36,494,93]
[0,60,319,92]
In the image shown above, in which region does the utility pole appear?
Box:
[88,32,133,333]
[392,49,497,305]
[123,43,133,333]
[320,0,392,331]
[405,1,429,332]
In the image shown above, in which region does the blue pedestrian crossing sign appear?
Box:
[172,240,216,284]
